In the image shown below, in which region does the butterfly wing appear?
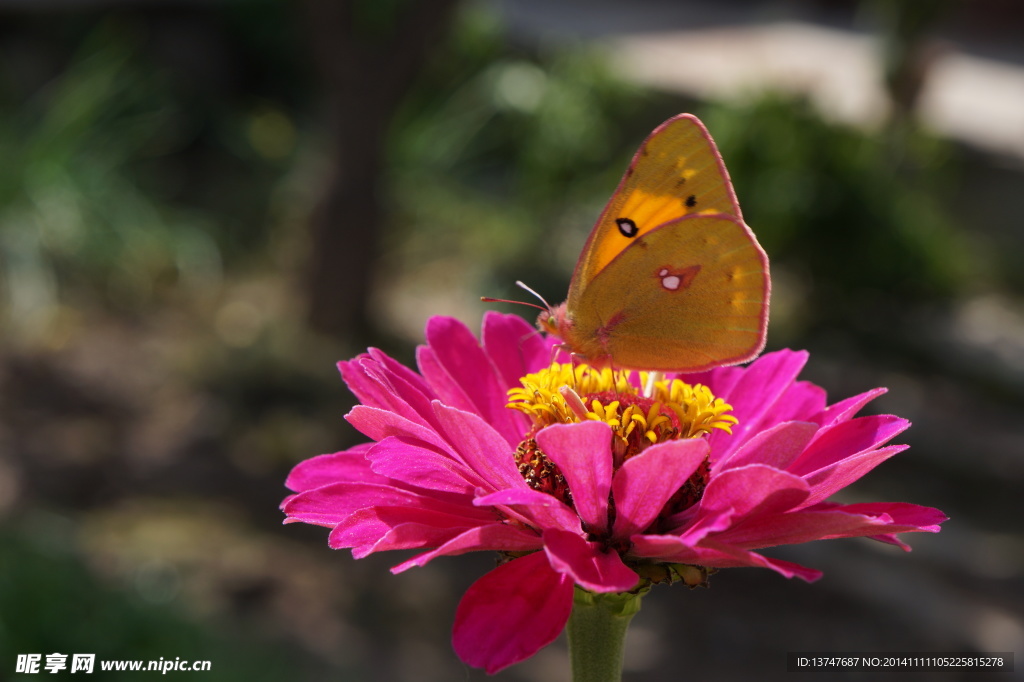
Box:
[567,114,742,307]
[563,213,769,372]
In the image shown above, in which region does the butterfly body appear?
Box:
[539,114,770,373]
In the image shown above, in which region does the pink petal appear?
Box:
[366,347,436,399]
[282,481,489,528]
[284,443,380,492]
[765,380,828,423]
[474,487,583,534]
[799,444,908,507]
[713,508,904,549]
[790,414,909,475]
[705,349,810,461]
[868,533,914,550]
[629,533,692,560]
[680,364,742,399]
[629,514,744,560]
[714,421,818,473]
[698,464,809,519]
[834,501,948,531]
[611,438,709,538]
[416,345,477,414]
[367,437,482,494]
[336,356,403,414]
[281,482,389,527]
[542,528,639,592]
[330,506,486,555]
[810,501,946,549]
[631,536,823,581]
[391,523,544,573]
[338,355,432,428]
[664,506,736,544]
[815,387,887,427]
[362,352,445,429]
[423,316,524,446]
[452,552,573,674]
[698,541,824,581]
[346,405,448,451]
[482,312,551,388]
[431,402,529,492]
[535,421,613,534]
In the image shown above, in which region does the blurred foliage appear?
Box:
[0,3,986,344]
[0,12,298,336]
[701,93,977,329]
[387,7,652,302]
[873,0,953,118]
[0,29,214,327]
[384,7,983,339]
[0,518,319,682]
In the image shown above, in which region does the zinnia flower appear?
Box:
[281,312,945,674]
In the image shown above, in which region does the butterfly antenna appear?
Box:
[514,281,553,310]
[480,281,552,313]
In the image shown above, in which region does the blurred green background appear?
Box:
[2,1,1022,680]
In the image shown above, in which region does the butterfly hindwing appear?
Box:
[564,213,769,372]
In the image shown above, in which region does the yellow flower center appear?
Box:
[508,362,736,449]
[506,363,736,512]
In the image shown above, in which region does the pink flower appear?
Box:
[281,313,946,674]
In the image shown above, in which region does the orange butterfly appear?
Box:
[533,114,770,373]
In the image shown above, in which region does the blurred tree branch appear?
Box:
[874,0,951,123]
[299,0,460,342]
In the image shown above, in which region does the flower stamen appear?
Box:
[509,363,737,446]
[559,385,590,421]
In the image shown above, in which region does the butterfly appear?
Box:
[533,113,769,373]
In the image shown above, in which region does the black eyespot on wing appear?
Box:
[616,218,639,238]
[685,195,697,208]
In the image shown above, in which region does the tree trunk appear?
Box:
[299,0,460,342]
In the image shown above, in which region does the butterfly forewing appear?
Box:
[568,114,742,309]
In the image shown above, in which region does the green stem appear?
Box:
[566,586,648,682]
